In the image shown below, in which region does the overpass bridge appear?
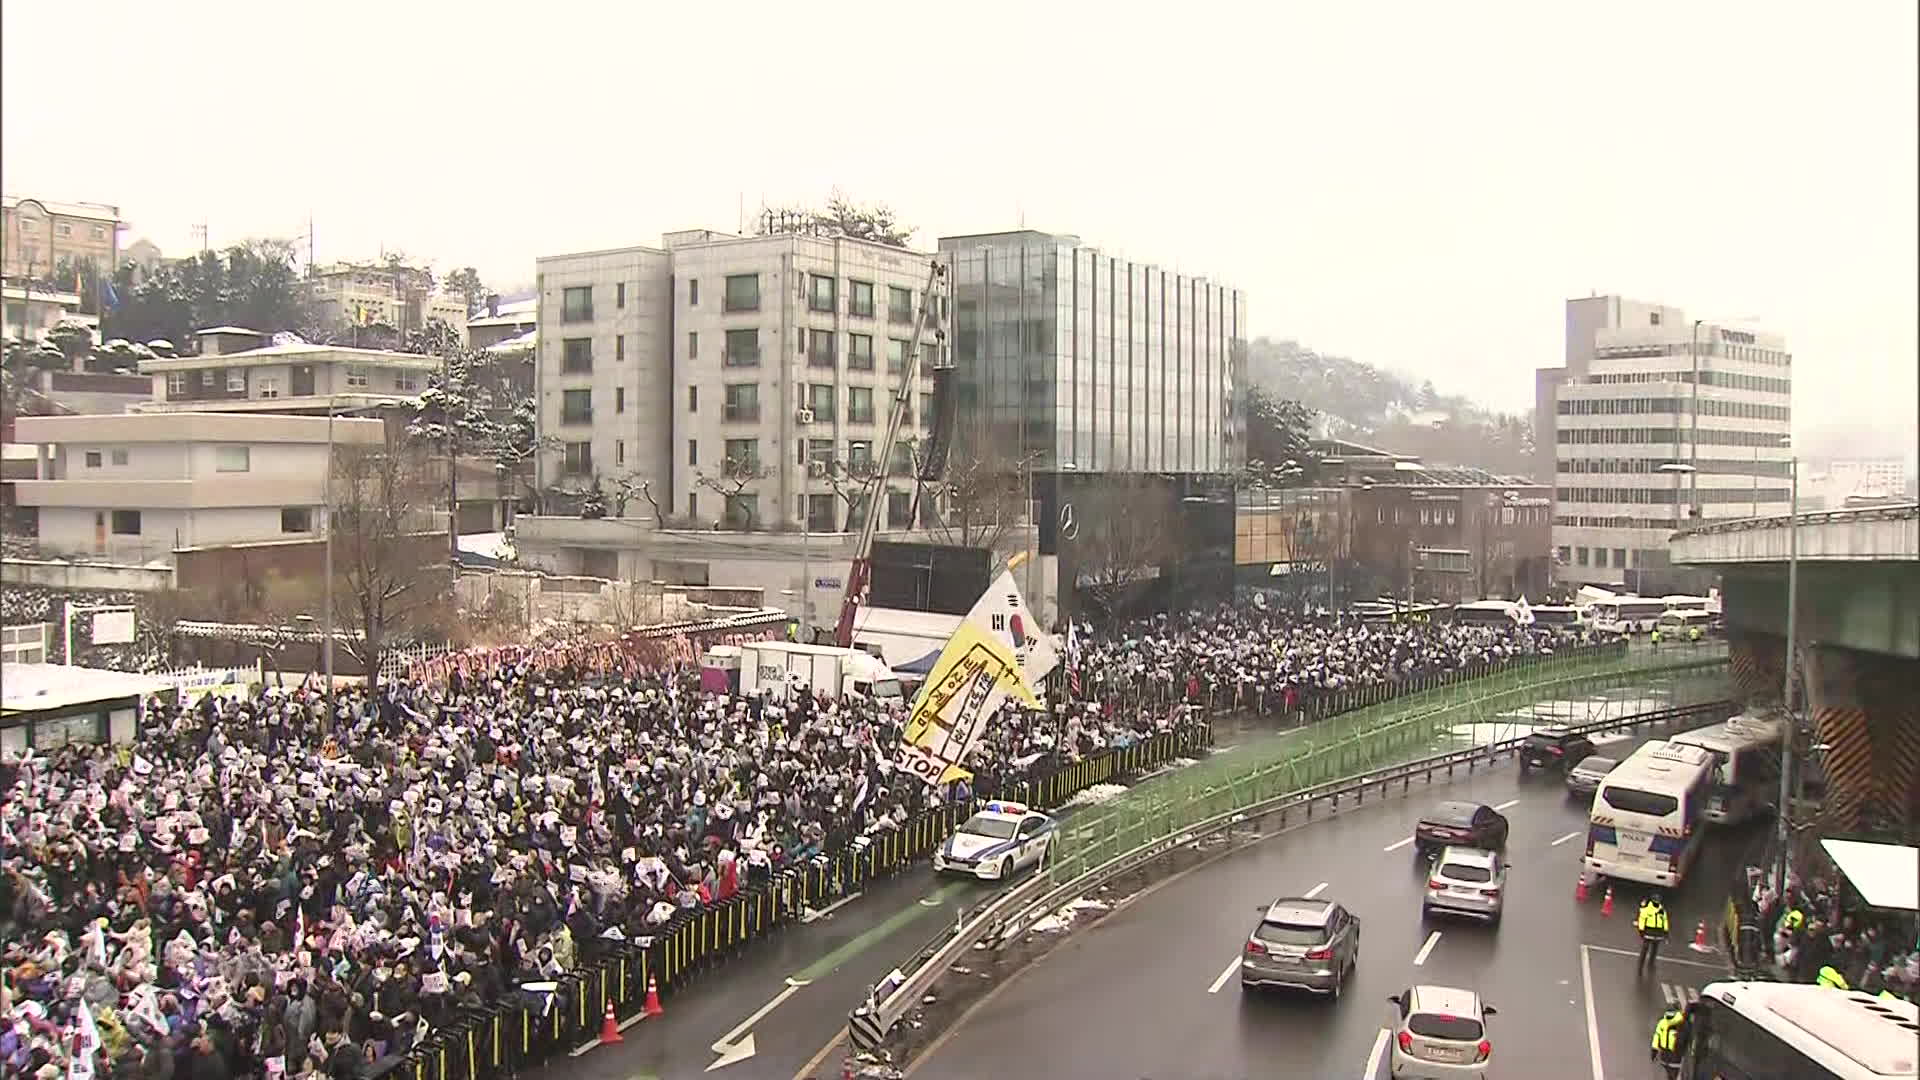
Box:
[1673,503,1918,831]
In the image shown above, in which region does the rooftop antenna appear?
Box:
[191,221,209,252]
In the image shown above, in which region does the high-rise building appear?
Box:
[1538,295,1793,590]
[532,230,944,532]
[938,230,1244,474]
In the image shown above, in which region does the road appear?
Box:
[909,727,1759,1080]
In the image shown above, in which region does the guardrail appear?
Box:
[848,696,1736,1059]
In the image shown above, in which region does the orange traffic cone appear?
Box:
[642,975,664,1018]
[600,1000,622,1045]
[1600,886,1615,917]
[1574,870,1589,902]
[1691,920,1711,952]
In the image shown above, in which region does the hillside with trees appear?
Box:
[1246,337,1536,478]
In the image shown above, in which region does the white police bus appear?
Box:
[1591,596,1668,635]
[1668,714,1784,825]
[1682,981,1918,1080]
[1584,740,1715,887]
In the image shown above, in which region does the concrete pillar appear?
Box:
[1726,629,1787,708]
[1802,643,1920,834]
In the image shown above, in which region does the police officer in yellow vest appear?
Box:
[1650,1005,1686,1078]
[1636,894,1672,973]
[1816,964,1850,991]
[1650,628,1663,649]
[1688,625,1702,644]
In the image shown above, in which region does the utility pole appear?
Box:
[1773,453,1799,896]
[322,400,337,724]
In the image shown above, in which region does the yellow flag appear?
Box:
[896,620,1035,786]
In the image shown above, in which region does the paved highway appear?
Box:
[909,727,1759,1080]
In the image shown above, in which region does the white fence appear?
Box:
[377,642,455,684]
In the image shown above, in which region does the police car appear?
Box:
[933,802,1056,880]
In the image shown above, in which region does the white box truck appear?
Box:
[737,641,904,705]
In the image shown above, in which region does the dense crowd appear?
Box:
[1755,865,1918,999]
[1,604,1559,1080]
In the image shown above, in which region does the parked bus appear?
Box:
[1661,593,1720,614]
[1668,714,1784,825]
[1657,609,1720,638]
[1451,600,1520,627]
[1529,605,1589,631]
[1591,596,1668,635]
[1584,739,1715,887]
[1681,981,1918,1080]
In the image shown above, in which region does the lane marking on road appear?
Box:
[1363,1027,1390,1078]
[791,880,972,982]
[1551,830,1583,846]
[1413,931,1441,966]
[1580,946,1605,1080]
[801,892,864,922]
[1304,881,1329,899]
[1493,799,1520,811]
[1584,944,1725,971]
[1659,983,1703,1007]
[1206,955,1242,994]
[1383,836,1415,852]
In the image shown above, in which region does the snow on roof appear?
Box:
[2,195,122,223]
[459,532,514,560]
[0,663,170,715]
[195,326,263,336]
[484,329,536,353]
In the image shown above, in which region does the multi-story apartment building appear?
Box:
[939,230,1243,475]
[2,195,122,282]
[532,230,943,532]
[1537,295,1792,591]
[10,412,385,564]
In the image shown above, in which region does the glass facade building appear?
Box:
[938,231,1245,474]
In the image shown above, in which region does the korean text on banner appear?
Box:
[963,569,1059,691]
[896,620,1036,786]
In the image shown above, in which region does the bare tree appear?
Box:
[328,437,451,688]
[1073,477,1175,619]
[604,468,670,526]
[921,444,1035,549]
[695,456,773,530]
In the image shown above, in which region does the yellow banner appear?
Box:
[896,620,1036,786]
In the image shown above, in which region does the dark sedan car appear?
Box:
[1519,727,1597,773]
[1413,801,1510,858]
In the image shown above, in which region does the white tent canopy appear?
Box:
[1820,838,1919,911]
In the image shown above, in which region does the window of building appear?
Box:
[808,274,836,313]
[688,386,699,412]
[1556,546,1571,564]
[56,223,72,238]
[689,439,698,466]
[166,372,186,396]
[562,286,593,322]
[562,338,593,374]
[84,450,103,468]
[890,439,914,473]
[888,286,913,324]
[920,392,934,427]
[848,386,875,424]
[616,386,626,413]
[806,438,835,471]
[91,225,106,240]
[688,492,697,519]
[281,507,313,533]
[111,449,128,466]
[616,282,626,309]
[561,389,593,424]
[806,494,836,532]
[848,280,875,318]
[807,329,836,368]
[723,274,759,312]
[807,383,835,422]
[226,369,245,392]
[886,338,910,374]
[848,333,874,371]
[200,369,215,387]
[689,279,699,306]
[688,331,697,359]
[723,383,759,422]
[112,510,141,535]
[888,489,912,527]
[1613,548,1627,568]
[344,366,369,388]
[723,439,760,474]
[562,441,592,476]
[724,328,759,366]
[215,446,250,472]
[616,334,625,362]
[616,439,625,466]
[258,375,281,398]
[1575,546,1589,567]
[393,372,417,392]
[847,439,874,473]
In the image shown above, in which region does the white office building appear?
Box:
[534,230,943,532]
[1536,295,1793,590]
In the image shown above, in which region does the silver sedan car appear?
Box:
[1240,896,1361,997]
[1422,846,1506,925]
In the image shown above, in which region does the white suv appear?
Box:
[1388,984,1498,1078]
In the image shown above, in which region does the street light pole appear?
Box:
[1773,452,1799,896]
[322,400,336,723]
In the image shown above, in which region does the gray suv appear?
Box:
[1240,897,1361,998]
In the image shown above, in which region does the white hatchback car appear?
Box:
[1388,984,1498,1078]
[1423,847,1507,925]
[931,802,1055,880]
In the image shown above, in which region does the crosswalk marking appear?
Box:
[1660,983,1701,1007]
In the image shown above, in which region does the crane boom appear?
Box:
[832,257,948,646]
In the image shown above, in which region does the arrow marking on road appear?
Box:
[707,977,810,1071]
[1206,955,1241,994]
[1363,1027,1391,1078]
[1551,830,1583,846]
[1413,931,1441,966]
[1304,881,1329,899]
[1493,798,1520,811]
[1383,837,1415,853]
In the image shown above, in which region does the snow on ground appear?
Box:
[1029,898,1111,934]
[1062,782,1130,809]
[1172,757,1200,767]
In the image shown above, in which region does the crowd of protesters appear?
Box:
[1752,864,1918,1000]
[1,602,1564,1080]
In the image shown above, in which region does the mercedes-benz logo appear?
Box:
[1059,502,1078,541]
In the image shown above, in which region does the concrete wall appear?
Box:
[455,570,718,628]
[0,557,174,592]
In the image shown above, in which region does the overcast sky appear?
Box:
[5,1,1914,461]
